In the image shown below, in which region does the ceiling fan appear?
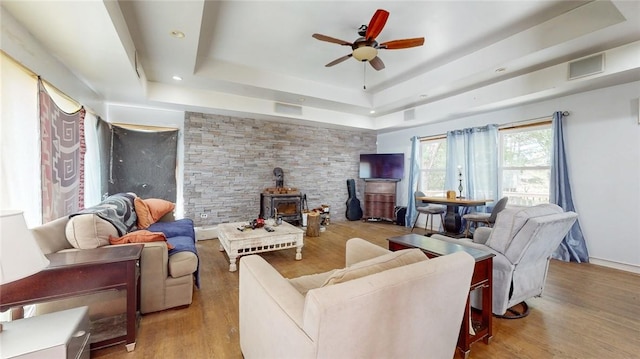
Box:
[312,9,425,71]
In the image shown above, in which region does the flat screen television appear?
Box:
[359,153,404,180]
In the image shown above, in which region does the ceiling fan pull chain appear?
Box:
[363,63,367,90]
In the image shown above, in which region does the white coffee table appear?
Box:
[217,221,304,272]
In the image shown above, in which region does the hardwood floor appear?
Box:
[93,221,640,359]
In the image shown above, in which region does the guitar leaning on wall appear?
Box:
[345,179,363,221]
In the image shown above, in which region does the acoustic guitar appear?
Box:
[345,179,363,221]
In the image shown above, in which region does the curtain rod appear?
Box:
[414,111,569,141]
[499,111,569,130]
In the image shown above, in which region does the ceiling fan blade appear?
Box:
[365,9,389,40]
[312,33,352,46]
[379,37,425,49]
[325,54,352,67]
[369,56,385,71]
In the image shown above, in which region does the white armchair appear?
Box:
[239,238,475,359]
[433,203,578,317]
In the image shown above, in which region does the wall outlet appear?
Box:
[200,213,208,219]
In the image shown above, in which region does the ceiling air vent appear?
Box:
[404,109,416,121]
[274,102,303,116]
[568,53,605,80]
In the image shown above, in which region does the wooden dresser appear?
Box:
[363,180,397,221]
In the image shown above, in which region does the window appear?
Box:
[419,138,447,196]
[499,124,552,206]
[418,122,552,206]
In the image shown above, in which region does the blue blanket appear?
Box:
[148,218,195,239]
[149,219,200,288]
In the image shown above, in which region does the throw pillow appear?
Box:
[134,197,175,229]
[65,214,118,249]
[109,230,174,249]
[321,248,427,287]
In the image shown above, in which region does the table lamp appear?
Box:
[0,210,51,331]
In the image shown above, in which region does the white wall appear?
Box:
[377,81,640,271]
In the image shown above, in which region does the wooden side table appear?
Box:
[0,244,143,352]
[388,234,494,359]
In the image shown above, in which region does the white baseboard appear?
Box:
[589,257,640,274]
[195,225,218,241]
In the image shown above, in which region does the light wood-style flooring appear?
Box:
[93,221,640,359]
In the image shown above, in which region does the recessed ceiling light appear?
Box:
[495,67,506,73]
[172,75,183,81]
[419,94,428,98]
[370,110,376,114]
[170,30,185,39]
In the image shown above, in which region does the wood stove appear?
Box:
[260,188,302,225]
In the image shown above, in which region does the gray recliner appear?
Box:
[433,203,578,317]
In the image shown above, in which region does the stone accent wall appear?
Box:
[183,112,376,226]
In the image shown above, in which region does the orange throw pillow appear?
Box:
[134,197,175,229]
[109,230,174,249]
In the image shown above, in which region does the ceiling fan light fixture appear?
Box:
[352,46,378,62]
[312,9,424,74]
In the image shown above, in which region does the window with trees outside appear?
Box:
[419,138,447,196]
[499,123,552,206]
[419,122,552,205]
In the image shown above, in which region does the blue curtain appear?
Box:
[405,136,420,227]
[550,111,589,263]
[445,124,499,202]
[445,125,499,232]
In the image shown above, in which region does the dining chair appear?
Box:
[462,196,508,237]
[411,191,446,234]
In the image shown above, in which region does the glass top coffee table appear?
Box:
[217,221,304,272]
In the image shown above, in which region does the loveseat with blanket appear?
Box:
[31,193,199,318]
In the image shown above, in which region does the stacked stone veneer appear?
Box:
[183,112,376,226]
